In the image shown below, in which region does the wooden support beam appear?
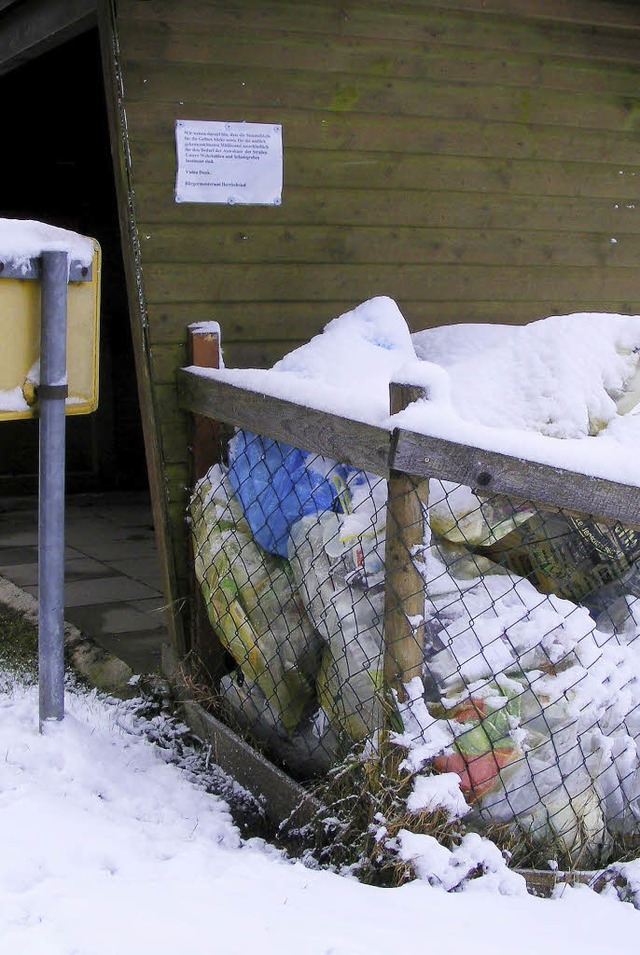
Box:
[391,428,640,532]
[0,0,96,75]
[383,384,429,704]
[177,367,391,478]
[187,324,223,481]
[186,324,227,683]
[178,368,640,531]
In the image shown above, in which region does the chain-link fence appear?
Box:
[187,419,640,869]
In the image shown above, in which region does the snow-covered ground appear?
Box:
[1,673,639,955]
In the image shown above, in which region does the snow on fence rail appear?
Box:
[177,356,640,869]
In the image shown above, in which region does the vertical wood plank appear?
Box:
[187,323,227,682]
[383,383,429,704]
[188,324,222,480]
[98,0,188,655]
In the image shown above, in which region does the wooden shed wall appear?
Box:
[99,0,640,649]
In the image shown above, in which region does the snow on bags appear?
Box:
[190,455,640,861]
[430,676,608,865]
[429,482,536,549]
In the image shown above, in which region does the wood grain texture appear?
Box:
[117,18,640,89]
[131,148,640,203]
[391,428,640,530]
[384,384,429,702]
[142,262,640,305]
[176,367,391,476]
[106,0,640,648]
[125,103,640,164]
[120,1,640,55]
[148,301,640,351]
[124,60,638,133]
[130,182,640,233]
[138,223,640,269]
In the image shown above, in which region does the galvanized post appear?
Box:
[38,250,68,728]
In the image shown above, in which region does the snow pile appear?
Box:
[404,311,640,483]
[397,830,525,895]
[188,298,640,865]
[0,218,94,272]
[192,295,640,483]
[406,770,470,822]
[0,385,31,413]
[411,314,640,438]
[189,296,416,424]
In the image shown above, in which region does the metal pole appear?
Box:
[38,250,68,728]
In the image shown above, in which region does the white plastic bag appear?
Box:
[288,512,385,741]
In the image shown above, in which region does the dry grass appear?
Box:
[0,602,38,677]
[169,651,629,883]
[285,737,463,886]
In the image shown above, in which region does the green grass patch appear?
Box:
[0,603,38,677]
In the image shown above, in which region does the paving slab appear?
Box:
[89,628,166,673]
[0,492,169,675]
[105,557,167,589]
[0,545,39,565]
[63,576,161,607]
[67,598,168,635]
[0,557,114,588]
[64,534,160,561]
[0,530,40,547]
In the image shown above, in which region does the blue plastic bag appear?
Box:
[227,430,350,557]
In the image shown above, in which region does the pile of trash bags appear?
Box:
[190,433,387,776]
[190,428,640,864]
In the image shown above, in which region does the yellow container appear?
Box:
[0,240,101,421]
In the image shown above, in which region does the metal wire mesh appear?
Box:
[189,427,640,867]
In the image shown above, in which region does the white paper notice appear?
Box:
[175,120,283,205]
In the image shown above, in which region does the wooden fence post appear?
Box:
[188,323,223,480]
[383,382,429,704]
[187,323,227,683]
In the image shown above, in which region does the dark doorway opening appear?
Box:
[0,28,147,494]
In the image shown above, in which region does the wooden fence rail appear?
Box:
[177,367,390,478]
[177,366,640,532]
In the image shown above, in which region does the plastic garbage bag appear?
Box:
[219,672,339,777]
[430,480,640,630]
[432,691,525,802]
[431,677,609,864]
[190,466,322,732]
[288,511,385,741]
[422,538,598,689]
[476,511,640,608]
[227,430,351,557]
[429,482,536,548]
